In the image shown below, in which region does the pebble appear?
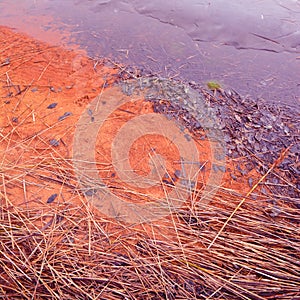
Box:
[49,139,60,147]
[47,193,58,204]
[47,102,58,109]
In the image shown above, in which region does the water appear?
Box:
[0,0,299,108]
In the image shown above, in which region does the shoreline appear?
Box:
[0,26,299,299]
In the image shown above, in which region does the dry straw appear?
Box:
[1,146,299,299]
[0,26,300,299]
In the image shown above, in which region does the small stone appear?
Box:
[49,139,60,147]
[85,189,97,196]
[47,193,58,204]
[47,102,58,109]
[12,117,18,123]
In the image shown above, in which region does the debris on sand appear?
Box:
[0,26,299,300]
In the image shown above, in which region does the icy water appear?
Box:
[0,0,299,108]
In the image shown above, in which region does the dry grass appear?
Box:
[1,89,300,300]
[1,160,299,299]
[1,26,300,299]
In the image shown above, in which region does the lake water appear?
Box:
[0,0,299,108]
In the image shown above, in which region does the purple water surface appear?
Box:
[0,0,299,108]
